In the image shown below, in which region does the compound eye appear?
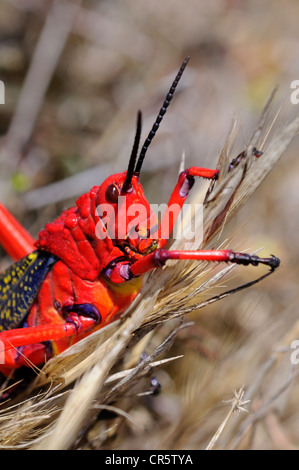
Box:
[105,183,120,203]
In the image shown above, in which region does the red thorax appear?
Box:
[36,172,159,281]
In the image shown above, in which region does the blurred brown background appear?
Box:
[0,0,299,449]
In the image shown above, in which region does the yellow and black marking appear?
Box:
[0,250,58,331]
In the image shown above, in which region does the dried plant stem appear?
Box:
[206,388,250,450]
[32,294,158,449]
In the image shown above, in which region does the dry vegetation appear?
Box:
[0,0,299,450]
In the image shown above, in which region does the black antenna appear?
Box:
[134,56,190,176]
[122,110,142,192]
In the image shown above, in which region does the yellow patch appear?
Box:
[106,276,143,296]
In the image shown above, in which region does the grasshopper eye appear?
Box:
[105,184,120,203]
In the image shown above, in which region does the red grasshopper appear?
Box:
[0,57,279,378]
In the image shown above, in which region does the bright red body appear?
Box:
[0,176,147,376]
[0,255,142,376]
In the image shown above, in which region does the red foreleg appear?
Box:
[155,148,264,246]
[156,167,218,246]
[130,249,280,277]
[103,248,279,283]
[0,202,35,260]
